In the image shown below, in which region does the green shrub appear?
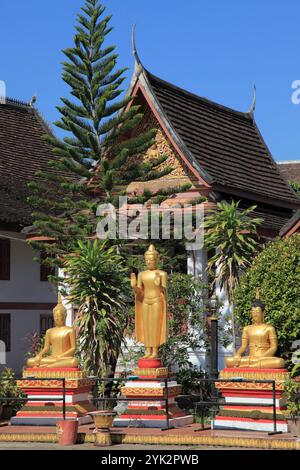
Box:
[234,235,300,354]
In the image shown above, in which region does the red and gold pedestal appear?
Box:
[11,368,96,426]
[212,368,290,433]
[113,359,193,428]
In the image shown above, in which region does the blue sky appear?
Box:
[0,0,300,162]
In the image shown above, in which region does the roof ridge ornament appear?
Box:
[30,94,37,107]
[132,24,143,78]
[248,84,256,118]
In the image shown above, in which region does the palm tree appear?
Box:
[62,239,130,378]
[204,200,262,351]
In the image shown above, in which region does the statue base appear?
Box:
[11,367,96,426]
[113,359,193,428]
[212,368,290,433]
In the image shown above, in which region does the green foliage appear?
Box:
[234,235,300,354]
[283,377,300,419]
[159,274,210,370]
[289,180,300,197]
[28,0,191,268]
[204,200,262,350]
[0,368,26,412]
[61,239,130,377]
[176,367,209,395]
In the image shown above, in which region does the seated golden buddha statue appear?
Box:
[225,299,285,369]
[27,293,78,368]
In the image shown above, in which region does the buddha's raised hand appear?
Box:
[130,273,137,288]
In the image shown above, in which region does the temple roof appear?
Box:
[0,98,54,226]
[280,209,300,237]
[137,70,300,209]
[278,160,300,183]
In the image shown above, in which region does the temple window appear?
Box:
[0,313,11,352]
[0,239,11,280]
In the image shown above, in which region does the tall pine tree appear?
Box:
[28,0,192,267]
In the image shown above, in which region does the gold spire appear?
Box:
[53,292,67,316]
[145,244,159,256]
[255,289,260,300]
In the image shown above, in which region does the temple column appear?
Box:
[186,247,207,280]
[57,267,74,327]
[186,247,208,369]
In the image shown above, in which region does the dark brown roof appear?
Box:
[0,98,54,226]
[278,161,300,183]
[145,71,300,209]
[279,209,300,237]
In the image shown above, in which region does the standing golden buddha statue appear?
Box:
[225,297,285,369]
[130,244,168,359]
[27,293,78,368]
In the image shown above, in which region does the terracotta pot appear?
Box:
[56,419,78,446]
[287,417,300,437]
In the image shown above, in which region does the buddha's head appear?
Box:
[53,293,67,327]
[144,244,159,270]
[251,299,265,324]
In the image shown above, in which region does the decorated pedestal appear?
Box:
[113,359,193,428]
[212,368,290,433]
[11,367,96,426]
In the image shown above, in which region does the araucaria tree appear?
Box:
[28,0,186,264]
[204,201,262,351]
[28,0,191,378]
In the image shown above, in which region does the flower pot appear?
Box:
[287,417,300,437]
[56,419,78,446]
[89,411,117,447]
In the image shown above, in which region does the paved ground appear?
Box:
[0,442,259,450]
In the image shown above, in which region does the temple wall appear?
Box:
[0,234,56,373]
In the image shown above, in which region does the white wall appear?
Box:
[0,233,56,374]
[186,247,232,371]
[0,237,55,302]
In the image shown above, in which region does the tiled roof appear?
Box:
[145,71,300,208]
[0,98,55,225]
[279,209,300,237]
[278,161,300,183]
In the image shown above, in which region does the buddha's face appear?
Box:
[53,310,66,327]
[145,254,158,270]
[252,306,264,324]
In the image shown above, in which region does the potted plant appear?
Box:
[0,368,25,420]
[283,364,300,437]
[89,409,117,447]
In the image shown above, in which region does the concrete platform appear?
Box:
[113,415,193,428]
[0,421,299,449]
[10,415,92,426]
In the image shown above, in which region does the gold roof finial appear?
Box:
[248,84,257,118]
[256,289,260,300]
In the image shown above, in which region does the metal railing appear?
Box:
[87,376,175,430]
[0,377,66,421]
[193,378,281,435]
[0,375,282,435]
